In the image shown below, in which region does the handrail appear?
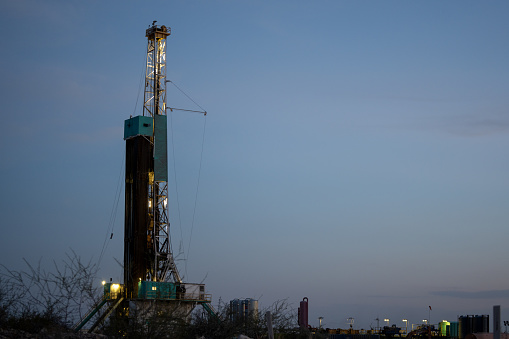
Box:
[137,291,212,302]
[72,295,107,332]
[88,297,125,333]
[201,302,219,318]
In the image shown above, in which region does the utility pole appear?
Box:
[266,311,274,339]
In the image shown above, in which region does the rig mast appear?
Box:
[124,23,180,299]
[72,23,214,333]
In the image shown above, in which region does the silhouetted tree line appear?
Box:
[96,296,309,338]
[0,250,100,336]
[0,252,310,338]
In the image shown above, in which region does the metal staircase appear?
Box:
[72,296,108,332]
[72,295,125,333]
[201,302,218,318]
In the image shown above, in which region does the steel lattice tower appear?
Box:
[124,23,181,299]
[143,23,181,284]
[69,24,215,332]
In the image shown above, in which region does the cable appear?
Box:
[167,80,207,114]
[186,115,207,270]
[97,56,143,269]
[165,79,208,279]
[97,153,124,268]
[168,106,185,265]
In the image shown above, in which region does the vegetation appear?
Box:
[1,253,306,338]
[0,251,100,334]
[101,297,306,338]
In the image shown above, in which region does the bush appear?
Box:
[0,250,100,332]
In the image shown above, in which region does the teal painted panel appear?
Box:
[154,115,168,181]
[137,281,176,300]
[124,116,153,140]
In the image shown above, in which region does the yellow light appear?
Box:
[111,284,120,292]
[102,280,106,286]
[148,200,152,208]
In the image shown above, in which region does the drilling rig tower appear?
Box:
[72,22,214,333]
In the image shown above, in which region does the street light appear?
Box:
[384,319,390,326]
[347,317,355,329]
[423,319,428,325]
[402,319,408,333]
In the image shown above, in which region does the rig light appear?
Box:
[102,280,106,286]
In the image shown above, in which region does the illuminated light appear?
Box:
[102,280,106,286]
[111,284,120,292]
[152,286,157,291]
[148,200,152,208]
[163,198,167,208]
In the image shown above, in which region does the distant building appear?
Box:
[230,298,258,322]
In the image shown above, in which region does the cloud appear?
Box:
[444,115,509,137]
[432,289,509,299]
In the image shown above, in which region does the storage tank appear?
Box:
[241,298,258,319]
[459,315,489,338]
[459,316,473,339]
[230,298,258,322]
[298,297,309,328]
[230,299,241,322]
[439,321,451,336]
[479,315,489,333]
[449,322,459,337]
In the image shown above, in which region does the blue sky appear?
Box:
[1,0,509,330]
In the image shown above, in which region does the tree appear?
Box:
[0,250,101,333]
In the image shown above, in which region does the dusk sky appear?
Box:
[1,0,509,330]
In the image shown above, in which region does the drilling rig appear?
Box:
[124,22,180,298]
[73,22,214,333]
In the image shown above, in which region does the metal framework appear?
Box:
[143,23,181,284]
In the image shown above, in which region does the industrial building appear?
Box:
[302,298,500,339]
